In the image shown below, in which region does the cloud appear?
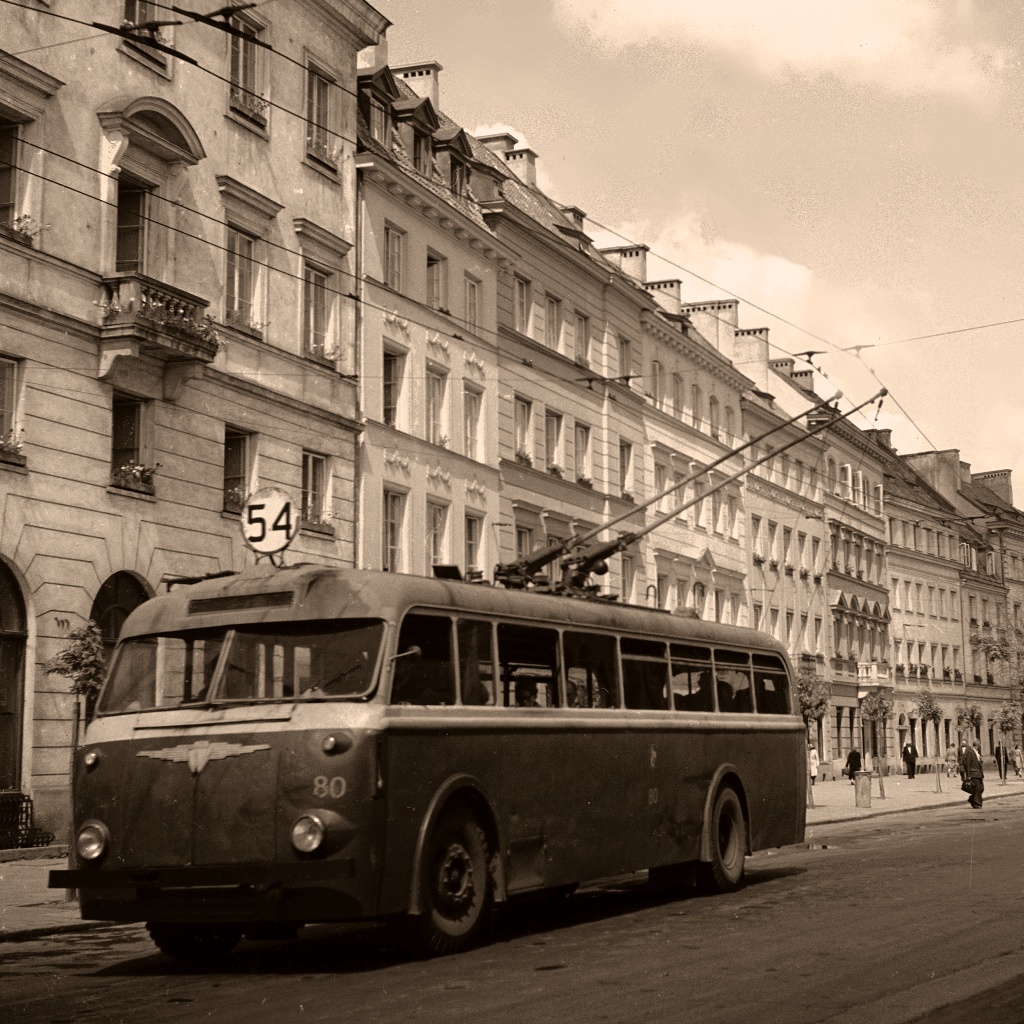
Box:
[552,0,1006,100]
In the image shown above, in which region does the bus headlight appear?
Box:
[76,821,109,862]
[291,814,326,853]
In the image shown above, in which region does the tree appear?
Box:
[860,693,894,799]
[955,702,983,744]
[45,621,107,735]
[914,690,944,793]
[797,670,831,808]
[994,699,1022,785]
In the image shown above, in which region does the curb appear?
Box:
[0,845,68,863]
[0,920,124,944]
[807,787,1023,827]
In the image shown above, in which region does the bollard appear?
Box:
[855,770,872,808]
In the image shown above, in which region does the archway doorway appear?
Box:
[89,572,151,716]
[0,562,27,791]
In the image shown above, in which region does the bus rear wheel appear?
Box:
[698,786,746,893]
[415,806,493,955]
[146,922,242,964]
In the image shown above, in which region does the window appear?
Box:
[873,483,884,514]
[0,562,26,789]
[463,384,481,460]
[116,176,150,274]
[303,263,330,359]
[840,463,852,500]
[306,67,333,165]
[545,411,562,471]
[783,527,792,567]
[301,450,329,527]
[691,384,702,429]
[382,490,405,571]
[225,226,256,328]
[368,97,390,145]
[384,224,403,291]
[564,632,618,708]
[0,119,17,230]
[392,614,455,706]
[515,526,533,560]
[427,250,447,310]
[229,14,266,126]
[464,275,480,332]
[450,157,468,196]
[0,357,17,442]
[827,458,837,495]
[752,603,763,630]
[457,619,495,706]
[498,623,559,708]
[670,644,714,712]
[693,480,706,529]
[514,397,532,459]
[110,394,146,488]
[853,470,864,507]
[654,464,668,512]
[621,637,669,710]
[426,370,448,446]
[619,441,633,495]
[514,276,531,334]
[465,514,482,574]
[122,1,167,67]
[545,295,561,350]
[751,515,762,557]
[709,396,720,439]
[724,407,735,445]
[383,349,404,427]
[574,312,590,364]
[618,337,632,380]
[574,422,591,480]
[814,617,822,651]
[223,427,250,513]
[621,554,635,603]
[812,537,820,574]
[427,502,448,567]
[715,649,753,713]
[413,131,432,176]
[651,361,663,409]
[752,654,791,715]
[672,374,683,419]
[693,581,706,618]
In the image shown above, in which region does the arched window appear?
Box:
[0,562,27,791]
[90,572,151,664]
[708,396,720,439]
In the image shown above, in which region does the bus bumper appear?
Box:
[49,861,365,924]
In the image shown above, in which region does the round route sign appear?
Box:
[241,487,299,555]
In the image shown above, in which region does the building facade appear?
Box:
[1,1,386,830]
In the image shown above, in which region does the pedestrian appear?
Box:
[845,746,862,784]
[963,741,984,809]
[808,742,819,786]
[957,737,970,781]
[945,742,959,778]
[1012,743,1023,779]
[901,739,919,780]
[994,741,1005,780]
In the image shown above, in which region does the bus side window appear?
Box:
[457,619,496,706]
[670,644,714,711]
[714,649,753,713]
[497,623,560,708]
[391,614,455,705]
[563,632,619,708]
[753,653,791,714]
[621,638,669,711]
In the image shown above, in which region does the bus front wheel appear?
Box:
[699,786,746,893]
[146,922,242,964]
[415,806,493,955]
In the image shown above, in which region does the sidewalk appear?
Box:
[3,775,1023,942]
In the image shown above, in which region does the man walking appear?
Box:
[901,739,918,780]
[845,746,862,785]
[963,741,984,809]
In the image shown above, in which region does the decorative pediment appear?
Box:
[433,125,473,158]
[97,96,205,165]
[357,64,401,102]
[392,95,439,132]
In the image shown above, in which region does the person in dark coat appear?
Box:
[963,742,984,809]
[957,738,971,781]
[845,747,862,785]
[994,742,1006,780]
[901,741,919,779]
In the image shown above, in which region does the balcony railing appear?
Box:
[857,662,890,683]
[98,274,218,364]
[230,86,269,127]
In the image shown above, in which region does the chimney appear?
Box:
[598,244,649,283]
[476,132,518,156]
[392,61,443,110]
[646,279,681,315]
[866,428,893,450]
[975,469,1014,505]
[503,147,537,189]
[357,37,388,70]
[769,357,795,378]
[560,205,586,230]
[791,368,816,392]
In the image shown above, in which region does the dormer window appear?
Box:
[413,131,432,176]
[450,157,467,196]
[369,97,390,145]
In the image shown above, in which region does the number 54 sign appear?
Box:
[242,487,298,555]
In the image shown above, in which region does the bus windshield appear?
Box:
[98,619,385,714]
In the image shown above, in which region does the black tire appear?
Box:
[698,786,746,893]
[413,806,493,955]
[146,922,242,965]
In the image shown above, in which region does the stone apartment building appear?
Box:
[0,1,386,832]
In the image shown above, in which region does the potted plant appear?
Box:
[547,464,563,479]
[514,448,533,468]
[110,462,157,494]
[0,429,26,467]
[576,475,593,488]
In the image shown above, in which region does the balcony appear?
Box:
[858,662,890,684]
[97,275,218,388]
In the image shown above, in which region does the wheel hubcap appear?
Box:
[436,842,474,914]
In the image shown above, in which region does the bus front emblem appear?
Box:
[137,741,271,776]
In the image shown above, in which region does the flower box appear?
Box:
[576,475,593,489]
[514,449,533,468]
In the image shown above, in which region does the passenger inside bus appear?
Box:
[391,613,456,705]
[514,678,540,707]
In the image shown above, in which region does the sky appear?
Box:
[377,0,1024,491]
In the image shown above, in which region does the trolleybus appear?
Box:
[52,564,806,960]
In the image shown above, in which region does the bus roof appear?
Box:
[122,565,791,659]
